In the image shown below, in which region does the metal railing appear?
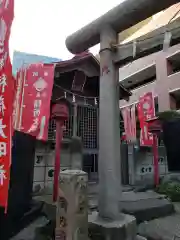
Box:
[77,105,98,149]
[48,104,98,150]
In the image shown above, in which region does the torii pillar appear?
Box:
[65,0,178,236]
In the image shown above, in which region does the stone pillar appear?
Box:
[70,136,83,170]
[128,144,136,186]
[55,170,88,240]
[98,26,121,219]
[70,104,83,170]
[73,104,77,136]
[156,54,173,112]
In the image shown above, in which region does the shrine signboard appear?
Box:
[14,63,54,141]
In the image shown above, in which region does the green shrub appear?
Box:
[156,182,180,202]
[157,110,180,122]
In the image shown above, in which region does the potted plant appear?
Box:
[157,110,180,172]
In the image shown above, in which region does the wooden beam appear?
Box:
[113,18,180,66]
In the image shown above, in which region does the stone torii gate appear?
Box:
[65,0,179,238]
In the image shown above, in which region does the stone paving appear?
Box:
[10,217,49,240]
[137,203,180,240]
[138,214,180,240]
[10,190,180,240]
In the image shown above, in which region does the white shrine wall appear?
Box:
[133,146,169,184]
[32,142,71,199]
[32,142,169,197]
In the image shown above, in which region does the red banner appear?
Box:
[122,107,131,142]
[0,0,14,209]
[121,105,136,142]
[130,104,136,142]
[138,92,155,146]
[15,63,54,141]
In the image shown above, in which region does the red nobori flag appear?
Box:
[0,0,14,210]
[0,0,14,17]
[121,107,131,142]
[138,92,155,146]
[121,105,137,143]
[0,66,13,209]
[0,0,14,54]
[17,63,54,141]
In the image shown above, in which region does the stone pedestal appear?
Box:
[55,170,88,240]
[89,211,136,240]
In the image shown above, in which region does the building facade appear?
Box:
[114,3,180,185]
[119,41,180,185]
[12,51,61,75]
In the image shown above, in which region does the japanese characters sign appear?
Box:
[0,0,14,210]
[138,92,155,146]
[16,63,54,141]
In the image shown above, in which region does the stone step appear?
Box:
[10,216,49,240]
[88,182,133,195]
[122,198,174,223]
[4,201,43,240]
[88,191,174,223]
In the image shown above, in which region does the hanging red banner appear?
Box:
[122,107,131,142]
[0,0,14,17]
[138,92,155,146]
[0,0,14,210]
[16,63,54,141]
[0,66,13,209]
[121,105,136,143]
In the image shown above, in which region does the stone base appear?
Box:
[88,211,136,240]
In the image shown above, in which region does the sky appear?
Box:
[9,0,125,61]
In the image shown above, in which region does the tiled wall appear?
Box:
[135,146,168,184]
[33,144,71,198]
[33,143,168,194]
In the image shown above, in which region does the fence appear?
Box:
[48,104,98,150]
